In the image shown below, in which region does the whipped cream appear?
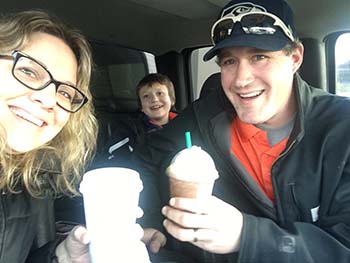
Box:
[167,146,219,182]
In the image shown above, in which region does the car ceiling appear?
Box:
[3,0,350,56]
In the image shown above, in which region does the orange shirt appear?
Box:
[230,118,288,202]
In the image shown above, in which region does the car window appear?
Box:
[89,41,156,111]
[335,33,350,96]
[190,47,220,101]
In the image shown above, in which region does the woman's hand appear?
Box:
[56,225,91,263]
[55,207,151,262]
[162,196,243,254]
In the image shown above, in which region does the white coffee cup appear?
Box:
[79,167,149,262]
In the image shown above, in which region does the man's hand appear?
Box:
[142,228,167,253]
[162,196,243,254]
[56,225,91,263]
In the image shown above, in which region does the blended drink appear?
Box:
[166,146,219,199]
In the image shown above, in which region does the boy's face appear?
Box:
[139,83,173,126]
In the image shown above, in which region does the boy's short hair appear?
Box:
[136,73,176,107]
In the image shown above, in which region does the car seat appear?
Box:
[199,72,221,99]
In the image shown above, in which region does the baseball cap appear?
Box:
[203,0,296,61]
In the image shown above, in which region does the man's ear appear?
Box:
[292,43,304,74]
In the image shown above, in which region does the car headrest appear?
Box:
[199,72,221,99]
[93,97,138,113]
[90,66,139,113]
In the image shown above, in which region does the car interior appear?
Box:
[3,0,349,257]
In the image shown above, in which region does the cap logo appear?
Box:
[221,2,266,18]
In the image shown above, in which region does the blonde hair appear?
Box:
[0,10,98,197]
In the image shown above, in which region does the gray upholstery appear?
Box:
[199,72,221,99]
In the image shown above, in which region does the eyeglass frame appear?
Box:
[211,11,295,45]
[0,50,88,113]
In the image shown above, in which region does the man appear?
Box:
[137,0,350,262]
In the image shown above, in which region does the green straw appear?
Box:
[185,131,192,148]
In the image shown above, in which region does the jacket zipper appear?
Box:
[271,138,298,224]
[213,135,276,217]
[205,115,277,217]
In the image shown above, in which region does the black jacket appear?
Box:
[135,74,350,262]
[0,191,57,263]
[0,170,64,263]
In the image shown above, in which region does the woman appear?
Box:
[0,10,97,262]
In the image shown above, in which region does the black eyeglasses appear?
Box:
[0,50,88,113]
[211,11,295,45]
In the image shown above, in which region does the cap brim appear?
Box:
[203,33,289,61]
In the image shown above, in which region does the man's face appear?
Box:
[218,46,303,128]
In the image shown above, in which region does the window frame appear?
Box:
[325,31,350,94]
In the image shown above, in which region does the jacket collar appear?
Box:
[287,73,327,145]
[199,72,328,147]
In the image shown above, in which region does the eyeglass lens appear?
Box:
[213,19,234,44]
[13,55,84,112]
[213,14,283,44]
[242,14,274,27]
[241,15,276,35]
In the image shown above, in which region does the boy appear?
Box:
[136,73,177,134]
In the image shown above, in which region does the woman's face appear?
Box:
[0,32,78,152]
